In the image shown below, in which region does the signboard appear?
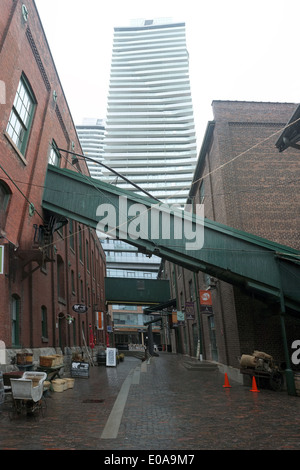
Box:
[171,309,178,327]
[71,361,89,378]
[0,246,4,275]
[177,310,185,325]
[72,304,88,313]
[106,348,117,367]
[185,301,195,320]
[199,290,213,314]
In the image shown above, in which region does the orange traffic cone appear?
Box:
[223,373,231,388]
[250,376,260,392]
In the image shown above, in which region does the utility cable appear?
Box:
[0,162,44,222]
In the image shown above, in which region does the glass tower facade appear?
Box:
[102,18,197,206]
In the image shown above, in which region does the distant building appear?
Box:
[98,17,198,282]
[99,17,199,344]
[102,18,197,206]
[77,119,161,279]
[76,118,105,179]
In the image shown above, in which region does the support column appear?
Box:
[276,258,296,396]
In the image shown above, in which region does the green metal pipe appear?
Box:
[276,258,296,396]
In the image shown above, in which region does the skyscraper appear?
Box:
[77,118,161,279]
[77,18,198,284]
[102,18,197,206]
[76,118,105,179]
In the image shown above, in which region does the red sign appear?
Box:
[199,290,212,305]
[96,311,103,330]
[199,290,213,314]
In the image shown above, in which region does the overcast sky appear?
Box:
[35,0,300,150]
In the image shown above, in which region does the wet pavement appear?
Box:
[0,352,300,452]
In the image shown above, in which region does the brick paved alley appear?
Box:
[0,353,299,452]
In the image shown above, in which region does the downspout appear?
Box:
[191,196,203,360]
[193,271,203,361]
[29,268,33,347]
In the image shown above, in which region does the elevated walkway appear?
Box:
[42,165,300,313]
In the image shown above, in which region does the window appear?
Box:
[79,226,83,261]
[199,181,205,204]
[57,255,65,301]
[11,295,20,346]
[69,220,75,251]
[41,306,48,339]
[80,280,84,302]
[48,140,61,167]
[189,279,194,301]
[0,180,11,229]
[86,240,89,271]
[91,250,94,278]
[71,270,75,295]
[6,75,36,155]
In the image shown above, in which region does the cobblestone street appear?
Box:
[1,353,299,453]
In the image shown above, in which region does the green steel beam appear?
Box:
[42,165,300,312]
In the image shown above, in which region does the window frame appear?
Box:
[6,74,36,156]
[11,294,21,347]
[0,180,12,229]
[41,305,48,340]
[48,140,61,167]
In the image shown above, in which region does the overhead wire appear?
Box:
[41,150,159,251]
[68,116,300,250]
[0,162,45,222]
[161,115,300,205]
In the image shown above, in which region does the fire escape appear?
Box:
[16,213,67,281]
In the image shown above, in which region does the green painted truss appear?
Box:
[42,165,300,313]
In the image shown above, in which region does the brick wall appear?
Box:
[163,100,300,367]
[0,0,106,350]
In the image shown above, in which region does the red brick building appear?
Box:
[162,101,300,371]
[0,0,106,351]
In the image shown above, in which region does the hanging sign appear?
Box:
[177,310,185,325]
[171,309,178,327]
[96,311,104,330]
[0,246,4,275]
[185,301,195,320]
[199,290,213,314]
[72,304,88,313]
